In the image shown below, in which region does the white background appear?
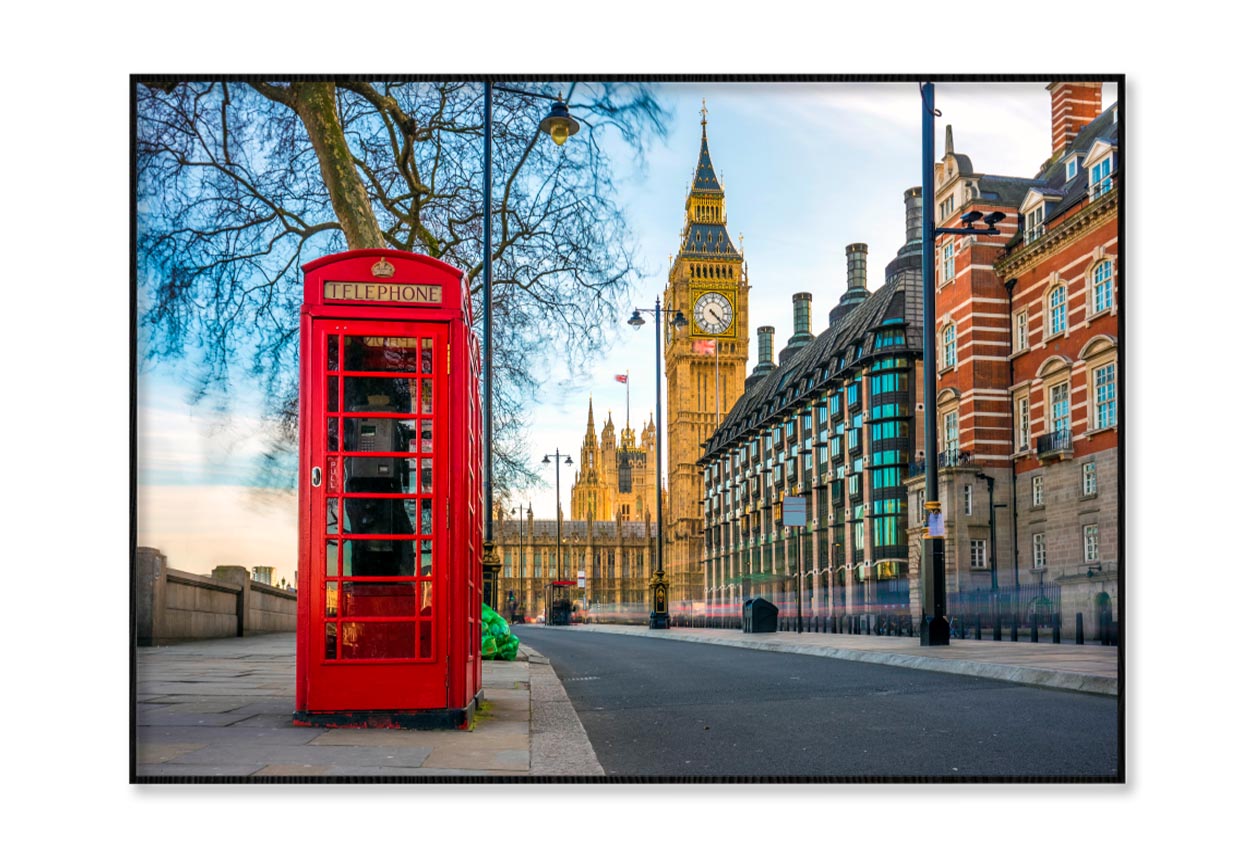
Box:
[2,0,1240,848]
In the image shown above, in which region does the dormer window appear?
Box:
[1090,156,1113,199]
[1084,140,1118,201]
[1024,204,1046,244]
[1065,157,1078,181]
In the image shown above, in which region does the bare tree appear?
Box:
[136,79,669,497]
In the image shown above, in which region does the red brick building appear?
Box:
[908,82,1120,639]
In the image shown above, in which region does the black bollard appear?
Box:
[1011,619,1019,642]
[1052,613,1061,644]
[994,614,1002,641]
[1030,613,1039,643]
[1076,612,1085,645]
[975,612,982,641]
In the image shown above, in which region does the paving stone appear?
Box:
[160,744,435,768]
[136,742,208,764]
[254,764,332,776]
[135,764,267,778]
[421,747,529,772]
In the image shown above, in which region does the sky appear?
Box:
[135,80,1117,577]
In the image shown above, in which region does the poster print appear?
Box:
[133,76,1122,782]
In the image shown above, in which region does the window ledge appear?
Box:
[1079,491,1100,502]
[1088,307,1114,322]
[1029,503,1046,511]
[1086,424,1118,438]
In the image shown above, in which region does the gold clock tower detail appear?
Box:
[663,104,750,605]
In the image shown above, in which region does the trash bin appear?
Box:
[742,598,778,634]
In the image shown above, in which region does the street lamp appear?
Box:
[511,504,525,623]
[481,82,582,610]
[628,296,688,629]
[919,85,1007,644]
[541,451,574,579]
[973,472,999,592]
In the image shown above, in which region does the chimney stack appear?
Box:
[746,325,776,390]
[904,187,922,244]
[790,292,813,343]
[755,326,775,372]
[846,244,868,293]
[1048,82,1103,157]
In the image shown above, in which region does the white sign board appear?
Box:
[782,496,807,527]
[926,510,945,538]
[577,570,586,589]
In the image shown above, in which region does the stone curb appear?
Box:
[570,625,1118,697]
[520,644,605,777]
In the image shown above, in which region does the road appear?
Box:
[513,626,1119,780]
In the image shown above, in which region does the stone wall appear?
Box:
[134,547,297,645]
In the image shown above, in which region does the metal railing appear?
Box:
[1037,429,1072,455]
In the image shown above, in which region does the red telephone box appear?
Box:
[294,249,482,728]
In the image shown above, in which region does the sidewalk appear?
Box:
[133,634,603,779]
[568,623,1120,696]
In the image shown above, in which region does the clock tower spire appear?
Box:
[662,103,750,606]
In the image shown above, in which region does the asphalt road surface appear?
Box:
[513,626,1119,780]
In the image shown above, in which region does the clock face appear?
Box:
[693,291,734,336]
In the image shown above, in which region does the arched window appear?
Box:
[1091,260,1114,314]
[1048,285,1068,336]
[942,323,956,368]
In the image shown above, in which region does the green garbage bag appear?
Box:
[480,603,518,661]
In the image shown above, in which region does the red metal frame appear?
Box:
[295,249,481,728]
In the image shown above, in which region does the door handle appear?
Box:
[311,466,322,487]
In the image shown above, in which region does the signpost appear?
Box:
[783,496,807,633]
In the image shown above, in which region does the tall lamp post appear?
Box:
[541,450,573,621]
[628,297,688,629]
[510,504,525,622]
[480,82,581,611]
[919,82,1005,646]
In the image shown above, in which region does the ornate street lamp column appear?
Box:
[629,297,688,629]
[480,82,580,611]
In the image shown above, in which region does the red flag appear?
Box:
[692,339,716,355]
[614,374,628,384]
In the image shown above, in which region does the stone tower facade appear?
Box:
[663,106,750,604]
[571,398,659,525]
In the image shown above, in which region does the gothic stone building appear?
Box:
[699,188,924,623]
[570,398,660,524]
[663,109,751,605]
[496,505,657,622]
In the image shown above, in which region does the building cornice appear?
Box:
[996,190,1118,279]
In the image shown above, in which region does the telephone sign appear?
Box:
[294,250,482,729]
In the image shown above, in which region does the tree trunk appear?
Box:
[288,82,384,250]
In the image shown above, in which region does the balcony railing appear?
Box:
[1037,429,1072,457]
[1089,174,1115,201]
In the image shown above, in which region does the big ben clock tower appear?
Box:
[664,103,750,605]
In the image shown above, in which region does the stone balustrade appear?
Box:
[134,547,297,646]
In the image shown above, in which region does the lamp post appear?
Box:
[974,472,999,592]
[481,82,581,611]
[628,297,689,629]
[541,451,573,624]
[919,82,1005,646]
[510,504,525,622]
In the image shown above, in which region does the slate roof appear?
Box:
[1003,102,1119,250]
[681,222,742,258]
[690,126,723,196]
[700,278,915,463]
